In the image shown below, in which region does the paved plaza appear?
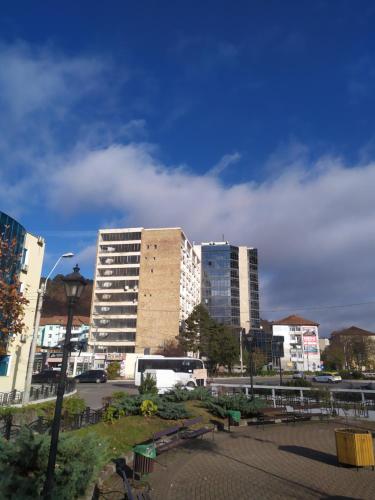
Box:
[146,422,375,500]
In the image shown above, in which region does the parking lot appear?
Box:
[75,380,137,408]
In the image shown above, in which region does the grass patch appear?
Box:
[71,415,179,456]
[185,400,226,424]
[70,400,224,458]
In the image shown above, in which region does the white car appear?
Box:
[313,373,342,384]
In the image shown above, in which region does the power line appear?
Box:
[261,300,375,313]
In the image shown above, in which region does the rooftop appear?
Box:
[40,315,90,327]
[273,314,319,327]
[331,325,375,337]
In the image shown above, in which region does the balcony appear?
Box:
[91,332,136,342]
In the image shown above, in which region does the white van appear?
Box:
[134,356,207,393]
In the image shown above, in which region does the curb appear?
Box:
[83,451,134,500]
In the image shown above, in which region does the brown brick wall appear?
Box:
[136,228,181,354]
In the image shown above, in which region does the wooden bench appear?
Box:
[256,407,311,426]
[257,407,288,425]
[152,425,182,454]
[180,417,215,440]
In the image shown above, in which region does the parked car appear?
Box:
[313,373,342,384]
[32,370,61,384]
[292,371,305,380]
[75,369,107,384]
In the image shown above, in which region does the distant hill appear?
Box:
[41,274,93,318]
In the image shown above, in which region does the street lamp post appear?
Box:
[23,253,74,404]
[244,331,255,400]
[42,265,87,499]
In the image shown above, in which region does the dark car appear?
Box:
[32,370,61,384]
[75,369,107,383]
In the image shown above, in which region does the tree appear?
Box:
[106,361,120,379]
[243,347,267,374]
[206,323,239,373]
[179,304,213,354]
[155,339,185,357]
[323,334,375,371]
[0,235,29,354]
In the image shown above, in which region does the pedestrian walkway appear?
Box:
[147,422,375,499]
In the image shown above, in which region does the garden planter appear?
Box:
[335,428,374,469]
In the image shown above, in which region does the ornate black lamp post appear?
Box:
[43,265,87,499]
[244,332,255,400]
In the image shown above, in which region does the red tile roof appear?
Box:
[273,314,319,327]
[40,315,90,327]
[331,326,375,337]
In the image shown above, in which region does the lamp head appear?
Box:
[62,264,87,301]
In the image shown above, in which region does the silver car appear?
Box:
[313,373,342,383]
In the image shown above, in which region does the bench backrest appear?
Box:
[153,425,181,440]
[183,417,203,428]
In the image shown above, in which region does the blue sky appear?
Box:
[1,1,375,334]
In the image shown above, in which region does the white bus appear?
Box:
[134,356,207,393]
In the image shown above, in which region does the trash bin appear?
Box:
[227,410,241,427]
[133,443,156,475]
[335,428,375,469]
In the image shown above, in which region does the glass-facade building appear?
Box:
[0,211,26,283]
[199,242,260,335]
[0,211,27,376]
[201,244,240,326]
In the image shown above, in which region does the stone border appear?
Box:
[82,450,134,500]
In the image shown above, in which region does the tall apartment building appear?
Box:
[89,227,200,355]
[0,211,45,392]
[193,242,260,333]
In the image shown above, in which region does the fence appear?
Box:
[211,383,375,415]
[0,379,76,407]
[0,404,108,440]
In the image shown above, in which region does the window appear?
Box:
[0,356,10,376]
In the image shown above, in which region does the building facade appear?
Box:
[272,315,321,372]
[0,212,45,392]
[89,227,200,356]
[38,316,90,349]
[194,242,260,333]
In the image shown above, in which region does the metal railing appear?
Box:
[210,383,375,412]
[0,404,108,440]
[0,379,76,407]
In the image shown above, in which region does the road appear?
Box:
[75,380,137,408]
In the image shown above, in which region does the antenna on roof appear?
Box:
[222,234,225,241]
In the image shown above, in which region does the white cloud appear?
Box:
[0,41,104,121]
[46,143,375,334]
[208,152,241,176]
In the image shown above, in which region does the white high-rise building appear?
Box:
[89,227,200,356]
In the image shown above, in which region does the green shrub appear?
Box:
[165,386,212,402]
[0,428,107,499]
[140,400,158,417]
[106,361,121,380]
[138,373,158,395]
[204,394,265,418]
[189,387,212,401]
[156,402,190,420]
[63,396,86,416]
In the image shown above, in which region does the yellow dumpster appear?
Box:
[335,428,375,469]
